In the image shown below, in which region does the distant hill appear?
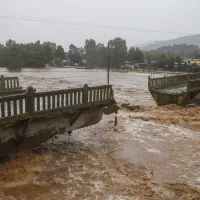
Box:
[149,44,199,58]
[141,34,200,51]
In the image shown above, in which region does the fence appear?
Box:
[148,73,200,89]
[0,75,22,92]
[0,84,114,119]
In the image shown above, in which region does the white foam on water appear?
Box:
[106,195,140,200]
[162,125,191,138]
[93,181,104,191]
[125,116,200,143]
[196,177,200,183]
[54,176,68,185]
[145,147,161,154]
[124,118,167,142]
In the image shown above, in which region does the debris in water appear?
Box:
[121,103,141,111]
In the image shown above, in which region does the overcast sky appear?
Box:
[0,0,199,50]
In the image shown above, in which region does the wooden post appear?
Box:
[27,86,35,115]
[83,84,89,103]
[107,43,110,85]
[114,113,118,131]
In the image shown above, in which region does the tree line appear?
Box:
[144,44,200,60]
[69,38,144,67]
[143,44,200,71]
[0,39,65,70]
[0,38,144,70]
[1,38,200,71]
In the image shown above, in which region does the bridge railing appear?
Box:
[0,75,22,92]
[0,84,114,119]
[0,92,28,118]
[187,79,200,92]
[148,73,200,90]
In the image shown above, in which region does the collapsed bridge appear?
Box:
[0,76,118,157]
[148,73,200,106]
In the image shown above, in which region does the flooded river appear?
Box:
[0,68,200,200]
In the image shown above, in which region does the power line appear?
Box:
[0,13,194,35]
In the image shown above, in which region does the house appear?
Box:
[122,61,135,69]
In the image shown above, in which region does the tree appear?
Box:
[54,57,64,67]
[55,45,65,60]
[84,39,97,66]
[25,41,45,68]
[1,40,65,69]
[6,39,16,48]
[175,56,183,63]
[127,47,135,62]
[68,44,83,64]
[194,50,200,59]
[128,47,144,63]
[4,40,24,70]
[0,43,4,50]
[134,48,144,63]
[109,37,127,68]
[79,47,85,61]
[96,43,107,67]
[0,43,5,66]
[42,42,56,65]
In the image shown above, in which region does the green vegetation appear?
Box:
[143,44,200,71]
[144,44,200,59]
[0,39,65,70]
[109,38,127,67]
[0,38,144,70]
[84,39,98,66]
[1,38,199,71]
[68,44,83,64]
[128,47,144,63]
[73,37,143,68]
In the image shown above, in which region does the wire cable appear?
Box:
[0,13,194,35]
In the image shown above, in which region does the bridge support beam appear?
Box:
[0,106,106,158]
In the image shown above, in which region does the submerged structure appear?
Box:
[148,73,200,106]
[0,77,118,157]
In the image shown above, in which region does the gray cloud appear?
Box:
[0,0,199,49]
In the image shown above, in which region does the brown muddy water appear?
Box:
[0,68,200,200]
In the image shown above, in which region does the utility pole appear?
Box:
[172,53,174,73]
[107,42,110,85]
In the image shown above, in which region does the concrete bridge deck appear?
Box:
[156,84,187,95]
[0,83,118,157]
[148,73,200,106]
